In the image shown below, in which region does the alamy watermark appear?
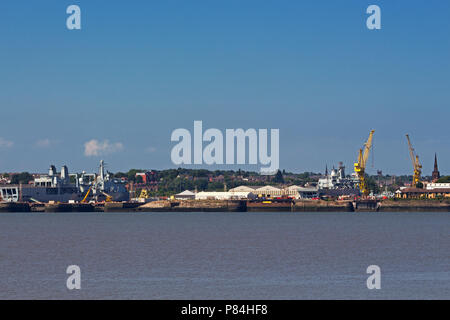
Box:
[66,5,81,30]
[366,265,381,290]
[65,4,380,31]
[170,121,279,175]
[65,4,381,31]
[66,265,81,290]
[366,5,381,30]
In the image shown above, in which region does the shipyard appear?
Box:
[1,1,449,303]
[1,131,449,213]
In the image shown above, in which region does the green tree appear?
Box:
[365,175,380,194]
[273,170,284,184]
[11,172,33,184]
[114,172,127,179]
[194,179,208,191]
[126,169,145,182]
[437,176,450,183]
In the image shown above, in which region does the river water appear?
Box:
[0,212,448,299]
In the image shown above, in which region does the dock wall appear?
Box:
[378,199,450,212]
[1,199,450,213]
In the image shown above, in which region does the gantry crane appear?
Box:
[354,130,375,196]
[405,134,422,187]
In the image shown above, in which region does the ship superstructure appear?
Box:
[318,162,359,190]
[89,160,129,202]
[317,162,360,197]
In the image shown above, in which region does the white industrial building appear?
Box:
[195,191,256,200]
[229,185,318,199]
[254,186,283,197]
[426,183,450,190]
[228,186,257,192]
[229,185,283,197]
[174,190,196,200]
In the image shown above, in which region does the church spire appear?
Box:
[432,153,440,182]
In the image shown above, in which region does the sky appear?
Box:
[0,0,449,176]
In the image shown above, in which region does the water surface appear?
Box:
[0,212,448,299]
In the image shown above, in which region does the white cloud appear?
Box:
[84,139,124,157]
[35,138,52,148]
[0,137,13,148]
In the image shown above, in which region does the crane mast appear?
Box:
[405,134,422,187]
[354,130,375,196]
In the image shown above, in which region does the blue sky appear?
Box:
[0,0,449,175]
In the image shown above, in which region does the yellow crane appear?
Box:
[354,130,375,196]
[405,134,422,187]
[81,186,92,203]
[138,189,150,199]
[101,191,113,202]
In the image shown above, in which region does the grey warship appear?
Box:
[0,160,129,203]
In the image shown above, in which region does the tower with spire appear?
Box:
[432,153,440,182]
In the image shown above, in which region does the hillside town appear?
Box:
[1,158,449,203]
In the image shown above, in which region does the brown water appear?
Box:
[0,212,448,299]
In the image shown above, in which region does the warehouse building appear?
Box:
[195,191,256,200]
[228,186,257,193]
[396,187,450,199]
[286,185,319,199]
[174,190,196,200]
[253,186,283,198]
[229,185,319,199]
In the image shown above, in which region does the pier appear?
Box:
[352,200,379,212]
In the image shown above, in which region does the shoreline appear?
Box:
[1,199,450,213]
